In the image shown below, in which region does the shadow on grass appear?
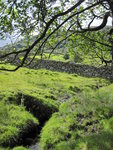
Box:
[77,131,113,150]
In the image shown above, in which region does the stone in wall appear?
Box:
[12,58,112,80]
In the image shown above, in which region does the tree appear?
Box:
[68,28,112,65]
[0,0,113,71]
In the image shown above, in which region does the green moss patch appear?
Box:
[16,93,58,124]
[0,101,39,147]
[13,146,28,150]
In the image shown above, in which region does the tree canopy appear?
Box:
[0,0,113,71]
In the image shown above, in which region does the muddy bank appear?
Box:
[2,121,38,148]
[16,93,58,124]
[2,93,58,149]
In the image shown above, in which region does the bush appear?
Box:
[73,52,83,63]
[63,53,69,60]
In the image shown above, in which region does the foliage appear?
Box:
[30,53,69,62]
[0,0,113,70]
[67,29,112,65]
[63,53,70,60]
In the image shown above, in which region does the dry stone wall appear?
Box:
[27,59,113,80]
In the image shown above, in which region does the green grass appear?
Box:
[0,64,109,100]
[29,52,104,66]
[0,64,109,119]
[0,64,111,149]
[30,53,69,62]
[0,100,38,147]
[40,82,113,150]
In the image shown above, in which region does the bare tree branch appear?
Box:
[82,34,112,48]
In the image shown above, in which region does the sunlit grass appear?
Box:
[40,82,113,150]
[0,64,111,149]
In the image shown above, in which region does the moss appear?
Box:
[16,93,58,124]
[0,101,39,147]
[0,146,28,150]
[13,146,28,150]
[0,147,10,150]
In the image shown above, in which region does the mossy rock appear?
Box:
[0,101,39,148]
[13,146,28,150]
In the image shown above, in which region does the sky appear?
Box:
[85,17,112,27]
[0,19,112,48]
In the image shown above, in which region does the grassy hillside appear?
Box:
[0,64,112,149]
[40,83,113,150]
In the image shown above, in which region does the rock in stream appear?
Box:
[29,142,40,150]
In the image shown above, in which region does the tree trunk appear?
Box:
[111,12,113,64]
[108,1,113,63]
[108,1,113,80]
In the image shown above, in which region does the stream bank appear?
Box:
[3,92,59,149]
[0,67,111,150]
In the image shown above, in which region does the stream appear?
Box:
[29,142,40,150]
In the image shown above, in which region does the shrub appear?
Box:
[63,53,70,60]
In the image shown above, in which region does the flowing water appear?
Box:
[29,142,40,150]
